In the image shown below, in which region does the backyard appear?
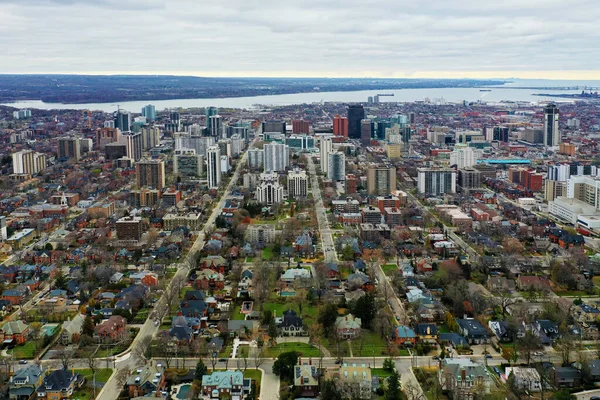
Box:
[72,368,113,400]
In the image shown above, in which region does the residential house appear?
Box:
[0,320,30,345]
[36,368,83,400]
[533,320,560,345]
[505,367,541,392]
[488,321,512,342]
[199,255,229,274]
[2,288,27,305]
[38,297,67,314]
[393,325,417,346]
[335,314,362,339]
[294,361,320,397]
[551,367,581,388]
[126,363,166,398]
[439,333,469,349]
[194,269,225,290]
[169,315,193,343]
[517,276,551,292]
[94,315,127,343]
[347,272,374,292]
[0,299,13,317]
[60,313,85,345]
[338,363,372,400]
[227,320,259,338]
[456,319,489,344]
[278,309,305,337]
[280,268,311,286]
[201,370,251,399]
[326,263,339,279]
[9,364,43,400]
[353,259,366,273]
[487,276,516,292]
[110,272,124,284]
[415,323,438,343]
[439,359,492,400]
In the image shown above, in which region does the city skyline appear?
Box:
[1,0,600,79]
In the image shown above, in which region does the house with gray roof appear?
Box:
[60,313,85,345]
[9,364,43,400]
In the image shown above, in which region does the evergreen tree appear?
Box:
[321,380,342,400]
[54,271,68,290]
[194,360,207,381]
[82,316,95,337]
[385,371,402,400]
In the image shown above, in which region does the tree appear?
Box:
[54,270,68,290]
[133,335,152,360]
[551,389,576,400]
[57,348,73,370]
[518,331,541,365]
[194,360,207,381]
[321,380,343,400]
[272,351,299,382]
[82,316,95,337]
[87,346,99,398]
[254,262,271,308]
[253,346,265,370]
[267,319,278,343]
[555,334,577,366]
[318,303,339,338]
[352,293,376,330]
[383,358,395,372]
[341,245,354,261]
[385,370,403,400]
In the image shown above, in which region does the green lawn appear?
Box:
[262,246,274,260]
[72,369,113,400]
[381,264,398,276]
[219,345,232,358]
[76,368,113,383]
[350,331,390,357]
[11,342,39,359]
[244,369,262,393]
[437,324,452,334]
[263,301,318,321]
[264,342,323,358]
[371,368,394,378]
[231,304,246,320]
[554,290,597,297]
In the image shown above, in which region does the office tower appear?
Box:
[327,152,346,181]
[376,120,391,140]
[449,144,481,169]
[173,149,204,178]
[207,145,221,189]
[247,148,265,169]
[232,125,250,144]
[12,150,46,175]
[402,126,412,144]
[141,104,156,121]
[170,110,181,130]
[361,119,373,146]
[118,132,143,161]
[206,106,218,130]
[141,126,160,150]
[79,138,93,153]
[493,126,510,142]
[287,169,308,198]
[544,103,560,147]
[256,172,284,205]
[367,167,396,195]
[58,136,81,161]
[286,135,315,152]
[387,143,402,160]
[292,120,310,134]
[545,180,567,202]
[264,143,289,172]
[458,168,481,190]
[417,168,456,195]
[115,110,131,132]
[209,115,222,138]
[409,112,415,124]
[136,159,165,190]
[175,133,215,158]
[262,120,286,135]
[105,143,128,160]
[347,105,365,139]
[333,115,349,137]
[320,137,333,174]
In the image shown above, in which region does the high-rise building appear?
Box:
[209,115,222,138]
[417,168,456,195]
[333,115,349,137]
[367,167,396,195]
[327,152,346,181]
[207,145,222,189]
[141,104,156,121]
[206,107,218,130]
[292,120,309,134]
[285,135,315,152]
[376,120,391,140]
[544,103,560,148]
[116,216,143,241]
[170,111,181,131]
[361,119,373,146]
[247,148,265,169]
[175,133,214,158]
[256,172,284,205]
[493,126,510,142]
[348,105,365,139]
[173,149,204,178]
[58,136,81,161]
[105,143,128,160]
[12,110,31,119]
[264,143,289,172]
[136,159,165,190]
[118,132,143,161]
[458,168,481,190]
[320,137,333,174]
[96,127,120,150]
[104,120,115,129]
[141,126,160,150]
[287,169,308,198]
[409,112,415,124]
[559,143,576,156]
[262,120,286,135]
[12,150,46,175]
[449,144,482,169]
[115,110,131,132]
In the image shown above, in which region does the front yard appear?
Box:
[264,342,323,358]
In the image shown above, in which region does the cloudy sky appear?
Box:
[1,0,599,79]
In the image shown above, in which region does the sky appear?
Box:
[1,0,600,79]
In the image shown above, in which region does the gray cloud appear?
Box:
[0,0,598,77]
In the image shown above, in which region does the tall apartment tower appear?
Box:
[320,137,333,174]
[263,143,289,172]
[333,115,349,137]
[207,145,222,189]
[206,107,218,130]
[115,110,131,132]
[118,132,143,161]
[417,168,456,195]
[361,119,373,146]
[58,136,81,161]
[136,159,166,190]
[12,150,46,175]
[141,104,156,121]
[209,115,222,138]
[141,127,160,150]
[96,127,121,150]
[169,111,181,131]
[347,105,365,139]
[367,167,396,195]
[327,152,346,181]
[287,169,309,198]
[544,103,560,148]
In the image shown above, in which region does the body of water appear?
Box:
[3,79,600,112]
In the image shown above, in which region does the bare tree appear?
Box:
[133,335,152,360]
[114,367,131,391]
[87,346,100,398]
[57,348,73,370]
[253,346,265,370]
[253,262,271,309]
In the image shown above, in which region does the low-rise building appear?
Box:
[335,314,362,338]
[201,370,251,399]
[338,363,372,400]
[36,368,83,400]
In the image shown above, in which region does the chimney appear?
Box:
[461,368,466,380]
[309,358,312,365]
[299,357,302,365]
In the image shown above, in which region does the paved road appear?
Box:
[96,143,254,400]
[307,154,337,263]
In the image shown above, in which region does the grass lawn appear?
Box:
[262,246,274,260]
[219,345,232,358]
[231,304,246,320]
[381,264,398,276]
[246,257,254,263]
[244,369,262,392]
[371,368,394,378]
[263,301,319,321]
[554,290,597,297]
[11,342,39,359]
[413,367,448,400]
[264,342,323,358]
[350,331,390,357]
[76,368,113,383]
[322,338,349,358]
[437,324,452,334]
